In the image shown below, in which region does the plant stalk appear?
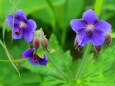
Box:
[75,44,90,80]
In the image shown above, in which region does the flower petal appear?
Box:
[82,9,98,24]
[38,54,48,66]
[13,32,23,39]
[76,31,90,46]
[70,19,85,32]
[12,26,23,39]
[27,19,37,32]
[28,58,37,65]
[22,49,34,58]
[91,32,105,46]
[6,14,13,27]
[6,14,19,28]
[95,20,111,34]
[15,10,26,20]
[23,30,33,43]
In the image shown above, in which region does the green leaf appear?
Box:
[103,0,115,10]
[74,45,115,86]
[36,48,45,58]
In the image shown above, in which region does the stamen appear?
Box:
[86,24,94,31]
[86,24,95,36]
[32,54,40,63]
[15,30,21,35]
[32,57,38,63]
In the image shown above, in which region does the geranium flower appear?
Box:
[7,10,37,42]
[21,49,48,65]
[70,9,111,52]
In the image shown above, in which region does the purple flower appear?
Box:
[21,49,48,65]
[7,10,37,42]
[70,9,111,47]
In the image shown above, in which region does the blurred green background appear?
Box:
[0,0,115,86]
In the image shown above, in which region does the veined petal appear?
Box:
[13,32,23,39]
[70,19,85,32]
[6,14,13,27]
[28,58,37,65]
[15,10,26,20]
[12,26,23,39]
[6,14,19,28]
[76,31,90,46]
[82,9,98,24]
[95,20,111,34]
[38,54,48,66]
[22,49,34,58]
[23,30,33,43]
[91,32,105,46]
[27,19,37,32]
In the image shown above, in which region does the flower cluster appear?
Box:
[21,29,48,65]
[7,10,48,65]
[6,9,112,65]
[70,9,112,53]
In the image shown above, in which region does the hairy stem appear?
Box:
[45,51,67,80]
[75,44,90,80]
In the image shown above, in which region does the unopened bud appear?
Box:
[105,34,112,46]
[95,46,102,54]
[33,37,40,49]
[74,39,83,52]
[74,39,78,49]
[78,46,84,52]
[41,37,48,50]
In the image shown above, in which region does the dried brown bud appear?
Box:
[74,39,84,52]
[41,37,48,50]
[105,34,112,46]
[33,37,40,49]
[78,46,84,52]
[74,39,78,49]
[95,46,102,54]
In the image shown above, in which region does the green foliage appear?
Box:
[1,34,115,86]
[0,0,115,86]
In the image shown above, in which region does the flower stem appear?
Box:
[75,44,90,80]
[61,29,66,47]
[0,40,21,77]
[45,51,67,80]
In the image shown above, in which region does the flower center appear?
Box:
[32,54,39,63]
[86,24,95,36]
[32,57,38,63]
[20,21,26,28]
[15,29,22,35]
[86,24,94,31]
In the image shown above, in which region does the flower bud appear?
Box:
[74,39,78,49]
[78,46,84,52]
[33,37,40,49]
[74,39,84,52]
[41,37,48,50]
[95,46,102,54]
[105,34,112,46]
